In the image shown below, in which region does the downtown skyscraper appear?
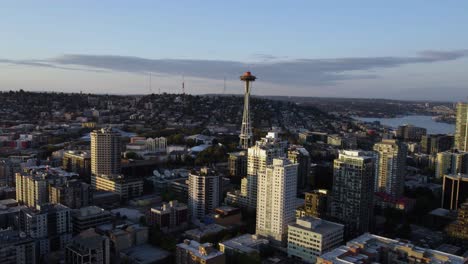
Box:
[90,127,121,176]
[373,139,407,198]
[455,102,468,151]
[331,150,375,238]
[256,158,298,246]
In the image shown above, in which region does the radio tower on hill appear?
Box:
[239,71,256,149]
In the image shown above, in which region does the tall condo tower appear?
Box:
[239,71,256,149]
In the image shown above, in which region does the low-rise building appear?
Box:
[65,228,110,264]
[92,174,143,199]
[72,206,112,234]
[148,200,188,233]
[213,206,241,227]
[176,239,225,264]
[288,217,344,264]
[317,233,466,264]
[219,234,268,259]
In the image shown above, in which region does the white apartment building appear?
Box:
[188,168,221,222]
[288,217,344,263]
[244,132,287,208]
[256,158,297,246]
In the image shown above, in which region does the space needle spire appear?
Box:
[239,71,256,149]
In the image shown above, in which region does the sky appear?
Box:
[1,1,468,101]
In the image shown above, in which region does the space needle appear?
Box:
[239,71,256,149]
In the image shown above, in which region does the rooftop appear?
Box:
[289,216,344,235]
[177,240,224,260]
[219,234,268,254]
[121,244,170,264]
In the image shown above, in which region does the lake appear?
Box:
[354,115,455,134]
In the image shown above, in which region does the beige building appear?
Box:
[256,158,298,246]
[288,217,344,263]
[455,102,468,151]
[91,128,121,176]
[62,150,91,178]
[373,139,407,198]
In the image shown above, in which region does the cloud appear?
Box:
[1,49,468,86]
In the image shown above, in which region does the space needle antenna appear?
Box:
[223,76,226,94]
[182,75,185,94]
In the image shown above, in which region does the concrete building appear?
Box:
[176,239,225,264]
[62,150,91,179]
[288,217,344,263]
[188,168,222,222]
[441,174,468,210]
[454,102,468,151]
[0,229,36,264]
[72,206,112,234]
[245,132,287,209]
[15,172,67,208]
[331,150,375,238]
[213,206,242,227]
[227,151,247,179]
[288,145,311,192]
[65,228,110,264]
[19,204,72,257]
[436,150,468,178]
[148,200,188,233]
[374,139,407,198]
[396,124,427,142]
[256,158,298,246]
[91,174,143,199]
[420,134,453,155]
[91,128,121,176]
[317,233,466,264]
[49,180,92,209]
[219,234,268,255]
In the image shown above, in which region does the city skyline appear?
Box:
[1,1,468,100]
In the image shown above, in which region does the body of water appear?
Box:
[355,115,455,135]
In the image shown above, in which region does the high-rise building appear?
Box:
[256,158,298,246]
[288,145,311,192]
[148,200,189,233]
[287,217,344,264]
[15,172,67,208]
[435,150,468,178]
[188,168,222,222]
[245,132,286,208]
[420,134,453,155]
[49,180,92,209]
[90,128,121,176]
[317,233,465,264]
[239,71,256,150]
[227,151,247,179]
[19,204,72,257]
[396,125,427,142]
[0,229,36,264]
[441,174,468,210]
[62,150,91,179]
[454,102,468,151]
[176,239,225,264]
[331,150,375,238]
[373,139,407,198]
[65,228,110,264]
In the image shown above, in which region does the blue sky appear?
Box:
[1,1,468,100]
